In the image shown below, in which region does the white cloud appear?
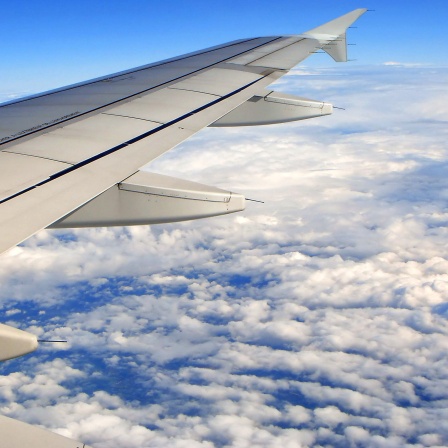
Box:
[1,65,448,447]
[383,61,427,68]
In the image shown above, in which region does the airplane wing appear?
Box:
[0,9,367,256]
[0,414,92,448]
[0,8,368,447]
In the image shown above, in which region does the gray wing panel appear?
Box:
[5,114,161,164]
[0,415,90,448]
[0,10,368,254]
[246,40,321,70]
[227,37,301,65]
[0,37,277,146]
[0,125,193,254]
[0,153,70,202]
[1,68,263,193]
[169,67,261,96]
[103,88,218,125]
[0,70,283,254]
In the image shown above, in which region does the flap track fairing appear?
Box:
[50,171,245,228]
[210,91,332,127]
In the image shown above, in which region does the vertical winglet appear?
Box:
[322,33,349,62]
[302,8,368,62]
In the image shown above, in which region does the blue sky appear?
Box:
[1,2,448,447]
[1,0,447,95]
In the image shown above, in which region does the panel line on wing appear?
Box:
[101,113,164,125]
[167,87,221,98]
[1,149,76,166]
[228,37,304,65]
[0,38,272,109]
[0,36,282,148]
[0,73,270,206]
[243,38,306,66]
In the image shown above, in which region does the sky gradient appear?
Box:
[1,1,446,98]
[1,2,448,447]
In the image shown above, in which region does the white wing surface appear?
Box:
[0,415,91,448]
[0,9,367,256]
[0,8,368,448]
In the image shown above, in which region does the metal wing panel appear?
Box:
[0,125,194,254]
[0,70,283,254]
[247,39,320,69]
[0,152,70,202]
[227,37,300,65]
[51,171,244,228]
[0,37,277,146]
[6,114,161,164]
[167,67,263,96]
[0,415,90,448]
[0,9,369,255]
[2,68,264,195]
[103,88,218,124]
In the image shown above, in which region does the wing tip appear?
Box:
[300,8,369,63]
[304,8,369,39]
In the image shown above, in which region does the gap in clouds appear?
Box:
[1,65,448,447]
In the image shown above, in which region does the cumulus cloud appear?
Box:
[1,65,448,447]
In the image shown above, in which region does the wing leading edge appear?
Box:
[1,9,368,448]
[0,8,367,257]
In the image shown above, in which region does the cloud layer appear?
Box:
[1,65,448,447]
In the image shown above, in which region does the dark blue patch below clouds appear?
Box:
[432,302,448,318]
